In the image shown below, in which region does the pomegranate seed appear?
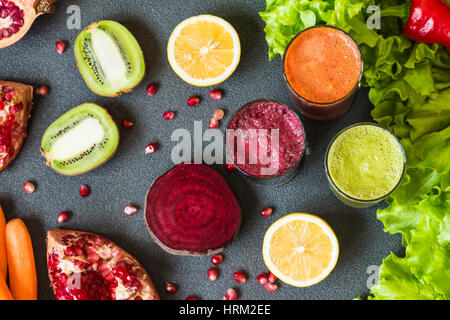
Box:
[36,86,49,96]
[187,96,200,107]
[23,181,35,194]
[122,120,134,128]
[55,41,66,54]
[165,282,177,294]
[79,185,90,197]
[212,109,225,120]
[260,207,273,217]
[225,163,237,172]
[233,271,246,283]
[211,254,223,266]
[124,205,138,216]
[209,118,219,129]
[264,282,278,292]
[256,273,269,285]
[186,296,198,300]
[146,84,158,96]
[57,211,71,224]
[207,268,218,281]
[4,91,13,102]
[145,142,157,154]
[163,111,175,120]
[209,89,223,100]
[225,288,237,300]
[268,271,277,283]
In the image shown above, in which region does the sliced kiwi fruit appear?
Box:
[74,20,145,97]
[41,103,119,176]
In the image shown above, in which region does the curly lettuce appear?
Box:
[260,0,450,300]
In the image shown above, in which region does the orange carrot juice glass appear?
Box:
[283,26,363,120]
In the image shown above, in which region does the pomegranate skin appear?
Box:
[0,0,56,49]
[145,164,242,256]
[46,229,160,300]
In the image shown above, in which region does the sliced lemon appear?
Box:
[262,213,339,287]
[167,15,241,87]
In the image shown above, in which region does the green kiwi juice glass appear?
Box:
[325,123,406,208]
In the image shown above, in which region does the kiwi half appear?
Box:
[40,103,119,176]
[74,20,145,97]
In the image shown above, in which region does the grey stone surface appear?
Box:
[0,0,402,300]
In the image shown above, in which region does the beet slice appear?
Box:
[145,164,242,256]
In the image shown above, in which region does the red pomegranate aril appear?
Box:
[124,205,138,216]
[23,181,35,194]
[4,91,13,102]
[264,282,278,292]
[233,270,246,283]
[225,163,237,172]
[268,271,277,284]
[187,96,200,107]
[36,86,49,96]
[9,24,19,34]
[211,254,223,266]
[186,296,198,300]
[57,211,71,224]
[225,288,237,300]
[207,268,218,281]
[212,109,225,120]
[145,142,157,154]
[163,111,175,120]
[256,273,269,285]
[87,251,100,263]
[79,184,90,197]
[121,120,134,128]
[260,207,273,217]
[209,118,219,129]
[209,89,223,101]
[9,102,22,114]
[165,282,177,294]
[55,41,66,54]
[146,84,158,96]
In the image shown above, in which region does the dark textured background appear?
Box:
[0,0,402,300]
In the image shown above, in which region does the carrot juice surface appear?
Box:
[284,26,362,104]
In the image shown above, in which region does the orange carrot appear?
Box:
[0,273,13,300]
[0,205,6,280]
[6,219,37,300]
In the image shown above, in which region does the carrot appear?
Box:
[0,273,13,300]
[0,205,6,280]
[6,219,37,300]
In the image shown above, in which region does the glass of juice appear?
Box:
[283,25,363,120]
[226,100,306,185]
[325,123,406,208]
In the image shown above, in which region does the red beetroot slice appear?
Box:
[47,229,160,300]
[145,164,241,256]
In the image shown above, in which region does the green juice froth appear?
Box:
[327,125,404,200]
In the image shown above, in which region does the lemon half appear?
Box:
[263,213,339,287]
[167,15,241,87]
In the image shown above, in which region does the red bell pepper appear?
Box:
[402,0,450,47]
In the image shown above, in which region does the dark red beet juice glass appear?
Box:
[226,100,306,185]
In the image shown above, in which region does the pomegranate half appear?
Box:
[0,0,56,49]
[0,80,33,173]
[145,164,242,256]
[47,229,160,300]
